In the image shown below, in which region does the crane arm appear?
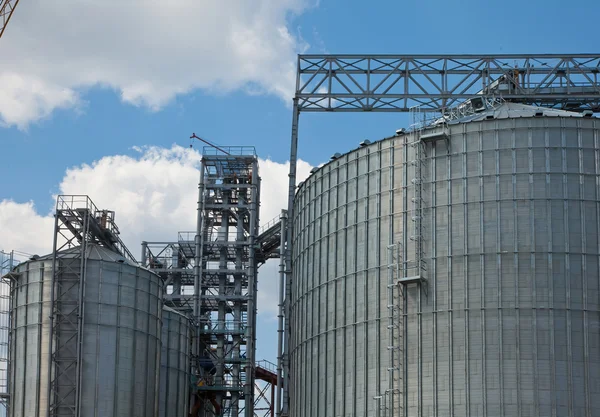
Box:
[0,0,20,39]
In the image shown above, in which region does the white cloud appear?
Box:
[0,145,313,317]
[0,0,312,128]
[0,200,54,256]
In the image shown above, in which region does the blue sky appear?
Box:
[1,0,599,362]
[3,0,599,205]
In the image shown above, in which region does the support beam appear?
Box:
[296,54,600,112]
[0,0,20,39]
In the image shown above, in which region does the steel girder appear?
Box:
[296,54,600,112]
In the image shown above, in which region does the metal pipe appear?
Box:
[140,241,148,266]
[245,158,260,417]
[283,96,300,416]
[45,208,60,417]
[215,198,228,405]
[75,215,90,416]
[6,251,14,417]
[276,210,287,417]
[231,185,245,417]
[194,164,206,357]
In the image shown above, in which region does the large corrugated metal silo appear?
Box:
[159,306,191,417]
[290,104,600,417]
[8,244,162,417]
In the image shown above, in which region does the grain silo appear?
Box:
[8,244,162,417]
[289,103,600,417]
[159,306,191,417]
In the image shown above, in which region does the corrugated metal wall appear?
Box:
[292,138,399,417]
[159,307,190,417]
[9,255,162,417]
[291,116,600,417]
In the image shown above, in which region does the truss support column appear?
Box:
[245,157,260,417]
[283,97,299,417]
[276,210,287,417]
[0,251,16,417]
[194,165,206,357]
[216,212,229,399]
[194,149,259,417]
[46,210,60,417]
[74,215,90,416]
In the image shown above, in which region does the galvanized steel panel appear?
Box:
[9,252,162,417]
[291,116,600,417]
[158,307,190,417]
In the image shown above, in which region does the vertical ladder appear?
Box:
[386,243,404,417]
[385,108,430,417]
[49,208,90,417]
[45,196,136,417]
[402,107,428,287]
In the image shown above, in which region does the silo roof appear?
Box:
[33,243,135,265]
[299,102,596,192]
[449,102,591,124]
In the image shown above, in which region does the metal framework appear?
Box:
[141,193,282,417]
[255,360,279,417]
[194,147,259,417]
[141,217,283,313]
[295,54,600,112]
[0,250,18,416]
[47,195,135,417]
[142,232,198,313]
[282,54,600,417]
[0,0,19,39]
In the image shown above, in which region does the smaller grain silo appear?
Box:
[8,244,162,417]
[159,306,191,417]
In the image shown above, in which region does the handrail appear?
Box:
[259,215,282,235]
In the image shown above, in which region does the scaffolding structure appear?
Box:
[141,169,285,417]
[142,232,198,313]
[193,146,259,417]
[254,360,279,417]
[0,250,18,416]
[47,195,136,417]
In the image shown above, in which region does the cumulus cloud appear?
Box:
[0,200,54,256]
[0,145,313,316]
[1,0,312,128]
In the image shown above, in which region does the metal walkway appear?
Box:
[256,215,284,264]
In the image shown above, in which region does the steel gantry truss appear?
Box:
[47,195,136,417]
[295,54,600,112]
[0,0,20,39]
[281,53,600,417]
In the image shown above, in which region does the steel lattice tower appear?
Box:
[193,147,260,417]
